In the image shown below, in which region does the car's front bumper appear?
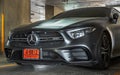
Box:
[5,28,102,66]
[5,45,98,66]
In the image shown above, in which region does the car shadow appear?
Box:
[110,56,120,67]
[71,56,120,71]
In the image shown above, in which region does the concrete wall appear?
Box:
[4,0,30,41]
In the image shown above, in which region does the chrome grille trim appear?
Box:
[11,31,64,42]
[38,37,63,41]
[11,37,63,41]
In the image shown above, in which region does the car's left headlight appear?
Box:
[66,27,96,39]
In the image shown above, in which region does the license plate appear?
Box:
[23,48,40,60]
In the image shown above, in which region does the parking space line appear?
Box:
[0,64,16,68]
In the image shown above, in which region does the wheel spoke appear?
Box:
[101,52,108,54]
[100,33,111,67]
[100,47,108,51]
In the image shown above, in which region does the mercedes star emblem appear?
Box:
[27,33,38,46]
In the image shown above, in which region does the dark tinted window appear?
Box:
[53,7,111,19]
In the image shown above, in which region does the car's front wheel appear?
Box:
[96,32,111,69]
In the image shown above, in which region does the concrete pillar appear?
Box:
[54,7,64,16]
[21,0,30,24]
[45,5,54,19]
[45,5,64,19]
[4,0,30,41]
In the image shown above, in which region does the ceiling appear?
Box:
[44,0,120,10]
[31,0,120,9]
[45,0,120,6]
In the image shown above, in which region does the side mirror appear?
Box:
[111,13,119,24]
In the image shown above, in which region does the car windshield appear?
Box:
[52,7,111,19]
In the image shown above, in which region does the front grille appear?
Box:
[11,31,63,41]
[10,31,64,47]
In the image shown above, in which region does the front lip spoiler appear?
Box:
[68,60,98,66]
[7,59,97,66]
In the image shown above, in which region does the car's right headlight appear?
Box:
[66,27,96,39]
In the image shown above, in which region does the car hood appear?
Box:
[13,17,104,31]
[33,18,99,29]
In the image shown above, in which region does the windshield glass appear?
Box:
[34,18,95,29]
[52,7,111,19]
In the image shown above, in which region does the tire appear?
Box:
[95,32,111,69]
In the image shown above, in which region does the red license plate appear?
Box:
[23,49,40,59]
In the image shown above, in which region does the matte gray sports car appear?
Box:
[5,7,120,69]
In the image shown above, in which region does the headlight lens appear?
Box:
[67,27,96,39]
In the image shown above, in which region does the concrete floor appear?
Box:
[0,55,120,75]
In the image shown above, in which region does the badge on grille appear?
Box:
[27,33,39,46]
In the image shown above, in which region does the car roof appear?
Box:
[65,7,112,13]
[52,7,112,19]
